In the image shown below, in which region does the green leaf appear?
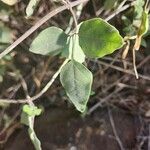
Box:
[21,111,29,126]
[90,90,95,96]
[122,16,136,36]
[138,10,149,36]
[134,0,144,19]
[26,0,40,17]
[29,27,68,56]
[104,0,118,10]
[144,14,150,37]
[78,18,124,58]
[23,104,42,116]
[61,35,85,63]
[60,60,93,112]
[133,9,149,50]
[0,23,13,43]
[61,37,71,58]
[72,34,85,63]
[21,106,42,150]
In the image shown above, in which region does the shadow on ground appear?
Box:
[4,106,141,150]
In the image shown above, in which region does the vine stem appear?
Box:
[0,59,69,104]
[65,3,83,34]
[0,0,88,60]
[0,0,137,104]
[65,0,78,32]
[105,1,134,21]
[108,108,125,150]
[132,48,139,79]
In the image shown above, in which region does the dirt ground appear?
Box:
[4,107,145,150]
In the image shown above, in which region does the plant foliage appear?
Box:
[60,60,93,112]
[29,17,124,112]
[26,0,40,17]
[78,18,124,58]
[29,27,68,56]
[21,105,42,150]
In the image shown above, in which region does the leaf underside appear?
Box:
[60,60,93,112]
[29,26,68,56]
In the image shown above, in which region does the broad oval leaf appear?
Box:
[60,60,93,112]
[29,27,68,56]
[78,18,124,58]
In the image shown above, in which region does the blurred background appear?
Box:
[0,0,150,149]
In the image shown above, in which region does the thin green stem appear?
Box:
[0,59,69,104]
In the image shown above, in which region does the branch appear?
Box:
[0,0,88,60]
[108,108,125,150]
[0,59,69,104]
[65,0,78,31]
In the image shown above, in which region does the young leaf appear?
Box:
[29,27,68,56]
[21,105,42,150]
[23,104,42,116]
[60,60,93,112]
[78,18,124,58]
[138,10,149,36]
[26,0,40,17]
[134,9,149,50]
[61,35,85,63]
[72,34,85,63]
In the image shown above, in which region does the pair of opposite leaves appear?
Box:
[29,18,124,112]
